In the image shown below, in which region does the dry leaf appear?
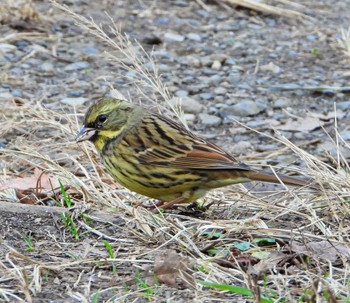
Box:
[0,168,60,191]
[251,251,294,275]
[146,250,196,288]
[0,168,61,204]
[290,241,350,262]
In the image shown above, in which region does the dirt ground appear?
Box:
[1,0,350,302]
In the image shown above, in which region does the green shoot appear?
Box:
[103,240,117,273]
[21,232,34,252]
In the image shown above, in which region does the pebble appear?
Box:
[175,90,189,97]
[198,113,222,127]
[184,113,196,122]
[60,97,88,106]
[81,46,98,54]
[214,87,227,95]
[64,61,90,71]
[211,60,221,70]
[0,92,13,100]
[0,43,16,52]
[337,101,350,110]
[169,96,203,114]
[230,141,253,155]
[199,93,214,100]
[274,99,290,108]
[228,72,241,85]
[41,61,55,73]
[340,131,350,141]
[228,100,264,116]
[186,33,202,41]
[164,32,184,42]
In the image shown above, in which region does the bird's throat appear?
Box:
[93,128,125,152]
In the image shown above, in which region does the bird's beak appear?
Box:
[75,126,96,142]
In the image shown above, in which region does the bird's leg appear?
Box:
[152,196,186,213]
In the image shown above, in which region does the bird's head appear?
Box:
[75,98,134,150]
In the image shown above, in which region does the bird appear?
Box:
[76,98,310,210]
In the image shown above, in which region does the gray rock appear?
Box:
[61,97,88,106]
[340,131,350,141]
[186,33,202,41]
[0,43,16,52]
[207,74,222,85]
[229,100,264,116]
[198,113,222,127]
[164,32,184,42]
[169,96,203,114]
[230,141,253,155]
[211,60,221,70]
[82,46,98,54]
[41,61,55,72]
[214,87,227,95]
[337,101,350,110]
[184,113,196,122]
[64,61,90,71]
[175,90,189,97]
[274,99,290,108]
[0,92,13,101]
[199,92,214,100]
[228,72,241,85]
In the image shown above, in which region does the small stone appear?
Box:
[154,17,169,25]
[186,33,202,41]
[164,32,184,42]
[81,46,98,54]
[340,131,350,141]
[0,92,13,101]
[199,93,214,100]
[198,113,222,127]
[169,96,203,114]
[274,99,290,108]
[337,101,350,110]
[214,87,227,95]
[41,61,54,72]
[184,113,196,122]
[0,43,16,52]
[228,72,241,85]
[229,100,263,116]
[175,90,189,97]
[64,61,90,71]
[61,97,87,106]
[211,60,221,70]
[260,62,281,74]
[230,141,253,155]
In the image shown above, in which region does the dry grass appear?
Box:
[1,1,350,302]
[220,0,313,20]
[0,0,40,24]
[336,27,350,61]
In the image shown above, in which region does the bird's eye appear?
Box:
[97,114,108,123]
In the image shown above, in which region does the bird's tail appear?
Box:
[240,170,311,187]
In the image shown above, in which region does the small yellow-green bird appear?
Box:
[76,98,308,210]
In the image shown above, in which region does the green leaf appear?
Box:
[234,242,251,251]
[197,280,274,303]
[252,238,276,247]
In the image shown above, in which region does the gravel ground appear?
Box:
[1,0,350,302]
[1,0,350,160]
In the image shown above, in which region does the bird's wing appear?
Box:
[133,114,250,171]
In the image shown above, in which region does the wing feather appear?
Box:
[133,114,250,171]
